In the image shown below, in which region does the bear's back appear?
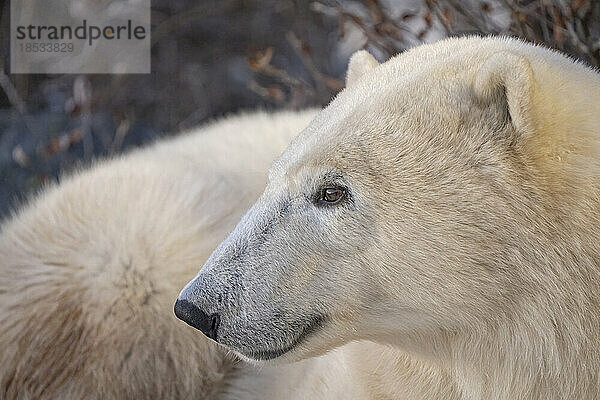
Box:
[0,109,317,399]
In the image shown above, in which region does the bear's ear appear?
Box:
[346,50,379,87]
[473,52,535,137]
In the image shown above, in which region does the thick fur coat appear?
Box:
[0,109,458,400]
[0,111,305,399]
[178,36,600,400]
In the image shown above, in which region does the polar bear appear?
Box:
[0,110,315,399]
[177,36,600,400]
[0,109,459,399]
[0,110,316,399]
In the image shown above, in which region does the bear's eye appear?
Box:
[318,187,345,205]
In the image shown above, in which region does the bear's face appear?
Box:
[177,38,577,363]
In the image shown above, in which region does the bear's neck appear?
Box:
[383,282,600,399]
[426,202,600,399]
[438,304,600,400]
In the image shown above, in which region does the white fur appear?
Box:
[0,110,301,399]
[180,36,600,400]
[346,50,379,86]
[0,108,460,399]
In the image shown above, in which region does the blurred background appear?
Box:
[0,0,598,217]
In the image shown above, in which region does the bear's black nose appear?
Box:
[174,299,220,341]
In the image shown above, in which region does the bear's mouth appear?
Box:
[238,314,328,361]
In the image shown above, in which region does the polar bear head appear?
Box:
[176,36,600,364]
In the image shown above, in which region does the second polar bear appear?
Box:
[178,36,600,400]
